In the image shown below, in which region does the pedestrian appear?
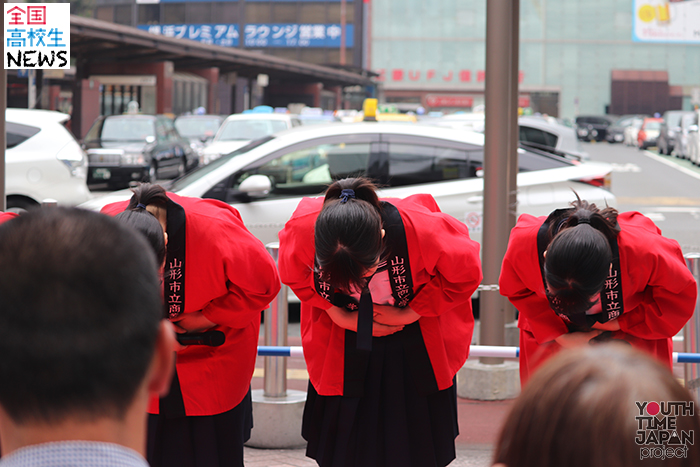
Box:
[492,343,700,467]
[278,177,482,467]
[0,207,176,467]
[102,183,281,467]
[499,196,696,384]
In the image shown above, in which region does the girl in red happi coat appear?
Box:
[499,196,696,385]
[103,183,280,467]
[278,177,482,467]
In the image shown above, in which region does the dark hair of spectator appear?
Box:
[115,209,166,266]
[0,208,162,423]
[544,196,620,317]
[493,343,700,467]
[315,177,383,294]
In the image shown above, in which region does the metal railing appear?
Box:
[684,253,700,401]
[257,248,700,401]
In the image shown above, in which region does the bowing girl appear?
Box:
[499,196,696,385]
[103,183,281,467]
[278,177,482,467]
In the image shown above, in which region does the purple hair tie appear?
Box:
[136,203,147,210]
[339,189,356,204]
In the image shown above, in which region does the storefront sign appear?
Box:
[139,24,240,47]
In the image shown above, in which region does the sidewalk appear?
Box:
[249,323,514,466]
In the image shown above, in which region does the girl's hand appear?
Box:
[554,330,603,348]
[372,304,420,326]
[325,305,405,336]
[171,312,217,334]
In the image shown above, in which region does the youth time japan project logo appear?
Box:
[636,401,695,461]
[4,3,70,69]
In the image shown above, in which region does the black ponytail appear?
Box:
[315,178,383,294]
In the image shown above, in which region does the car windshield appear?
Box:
[100,118,155,142]
[174,117,222,138]
[168,136,276,191]
[645,121,661,130]
[217,119,288,141]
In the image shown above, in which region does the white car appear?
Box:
[518,116,589,160]
[80,123,616,250]
[5,108,92,212]
[199,112,301,166]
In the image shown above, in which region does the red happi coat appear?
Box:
[500,211,697,384]
[102,193,280,415]
[278,194,482,396]
[0,213,18,224]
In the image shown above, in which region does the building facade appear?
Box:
[94,0,368,114]
[371,0,700,118]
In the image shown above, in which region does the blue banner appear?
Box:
[244,23,353,48]
[138,24,239,47]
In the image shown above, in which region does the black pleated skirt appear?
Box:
[302,332,459,467]
[147,388,253,467]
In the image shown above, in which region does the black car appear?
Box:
[83,114,196,189]
[575,115,615,142]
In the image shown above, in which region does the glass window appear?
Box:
[517,148,570,172]
[175,116,223,140]
[187,2,212,24]
[519,126,559,149]
[246,3,271,23]
[163,4,186,24]
[387,143,472,187]
[300,4,326,23]
[272,4,297,23]
[218,119,289,141]
[138,4,159,24]
[328,3,354,23]
[213,3,239,23]
[101,117,156,142]
[234,141,370,197]
[114,5,132,26]
[6,122,40,149]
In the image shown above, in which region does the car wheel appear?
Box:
[6,197,39,214]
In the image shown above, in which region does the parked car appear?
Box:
[672,111,697,159]
[5,108,92,212]
[637,117,663,150]
[575,115,616,142]
[518,116,589,160]
[79,123,616,251]
[623,117,645,146]
[173,113,225,156]
[83,114,196,189]
[657,110,695,155]
[606,114,649,144]
[685,111,700,165]
[199,112,301,166]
